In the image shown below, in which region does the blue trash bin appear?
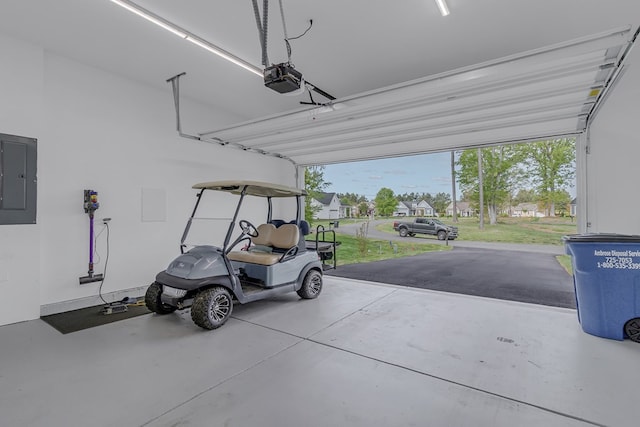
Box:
[563,234,640,342]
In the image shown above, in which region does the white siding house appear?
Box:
[446,201,475,217]
[393,201,412,216]
[512,203,545,217]
[394,200,435,216]
[416,200,435,216]
[311,192,341,219]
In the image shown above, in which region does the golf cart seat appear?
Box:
[252,223,276,246]
[228,224,300,266]
[298,220,310,236]
[270,219,310,236]
[270,219,286,227]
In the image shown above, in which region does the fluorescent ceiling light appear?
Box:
[435,0,450,16]
[109,0,187,38]
[109,0,262,76]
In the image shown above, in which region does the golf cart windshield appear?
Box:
[181,180,306,253]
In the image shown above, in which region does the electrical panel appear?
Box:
[0,133,37,225]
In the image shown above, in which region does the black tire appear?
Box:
[399,228,408,237]
[145,282,177,314]
[437,230,447,241]
[624,318,640,343]
[191,287,233,330]
[297,270,323,299]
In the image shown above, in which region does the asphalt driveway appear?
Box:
[326,246,576,309]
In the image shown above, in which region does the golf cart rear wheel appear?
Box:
[624,318,640,343]
[145,282,177,314]
[191,287,233,330]
[297,270,323,299]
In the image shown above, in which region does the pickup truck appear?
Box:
[392,218,458,240]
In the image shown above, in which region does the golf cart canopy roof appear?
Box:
[192,180,306,197]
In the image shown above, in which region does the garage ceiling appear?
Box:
[1,1,639,165]
[202,27,636,165]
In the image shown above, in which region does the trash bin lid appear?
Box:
[562,233,640,243]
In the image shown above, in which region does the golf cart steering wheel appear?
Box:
[239,220,259,238]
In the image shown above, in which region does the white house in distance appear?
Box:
[512,202,545,217]
[393,200,435,216]
[311,192,341,219]
[446,201,475,217]
[340,202,355,218]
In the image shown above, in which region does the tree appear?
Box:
[457,146,524,224]
[374,187,397,217]
[431,192,452,216]
[338,192,367,205]
[397,192,433,204]
[513,188,537,204]
[304,166,330,222]
[553,189,572,216]
[520,138,575,216]
[358,201,369,217]
[397,192,418,201]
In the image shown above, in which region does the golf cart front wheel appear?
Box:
[191,287,233,330]
[624,318,640,343]
[297,270,323,299]
[145,282,177,314]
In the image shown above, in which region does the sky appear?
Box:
[322,152,456,201]
[322,151,577,201]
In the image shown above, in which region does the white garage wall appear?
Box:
[0,35,43,325]
[0,34,296,325]
[586,42,640,235]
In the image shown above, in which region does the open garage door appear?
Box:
[192,26,637,166]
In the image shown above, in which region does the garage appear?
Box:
[1,1,639,425]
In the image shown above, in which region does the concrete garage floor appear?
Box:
[1,278,638,427]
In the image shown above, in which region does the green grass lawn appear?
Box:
[556,255,573,275]
[378,216,577,246]
[305,216,577,267]
[313,232,450,266]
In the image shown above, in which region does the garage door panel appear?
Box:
[197,26,635,165]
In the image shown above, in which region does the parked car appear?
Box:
[392,217,458,240]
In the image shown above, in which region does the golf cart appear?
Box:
[145,180,334,330]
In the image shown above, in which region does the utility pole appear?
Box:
[451,151,458,223]
[477,148,484,230]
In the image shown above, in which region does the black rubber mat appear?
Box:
[327,246,576,309]
[41,303,151,334]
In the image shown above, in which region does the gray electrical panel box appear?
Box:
[0,133,37,225]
